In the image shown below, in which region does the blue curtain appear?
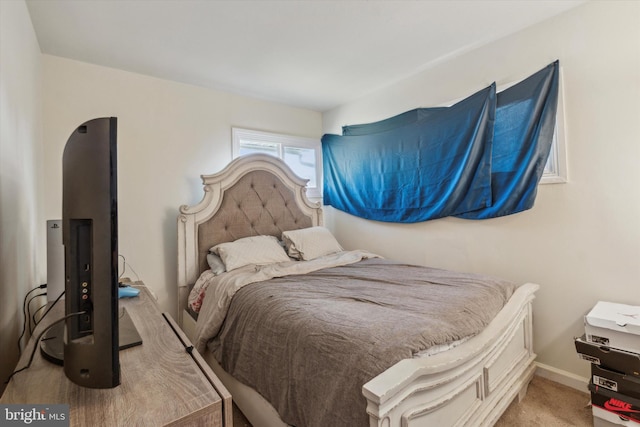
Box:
[323,84,496,223]
[323,61,559,222]
[342,107,447,136]
[457,61,559,218]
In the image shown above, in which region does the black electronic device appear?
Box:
[39,117,142,387]
[56,117,123,388]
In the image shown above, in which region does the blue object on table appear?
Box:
[118,286,140,298]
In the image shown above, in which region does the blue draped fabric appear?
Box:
[323,61,559,222]
[322,84,496,223]
[342,107,447,136]
[457,61,559,218]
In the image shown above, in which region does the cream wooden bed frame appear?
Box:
[177,153,539,427]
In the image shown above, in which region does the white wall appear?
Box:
[322,0,640,381]
[42,56,322,316]
[0,0,44,392]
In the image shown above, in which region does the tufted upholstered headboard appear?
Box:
[176,154,322,324]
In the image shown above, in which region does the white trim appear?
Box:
[534,362,589,393]
[231,127,322,198]
[540,68,569,184]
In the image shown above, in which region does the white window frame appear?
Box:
[232,127,322,198]
[540,73,568,184]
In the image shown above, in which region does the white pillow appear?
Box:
[282,226,343,261]
[206,253,226,275]
[211,235,290,271]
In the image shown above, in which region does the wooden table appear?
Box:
[1,282,232,427]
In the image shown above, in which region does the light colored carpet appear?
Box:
[233,375,594,426]
[495,375,593,427]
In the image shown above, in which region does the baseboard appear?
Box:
[534,362,589,393]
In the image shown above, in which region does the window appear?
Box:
[497,69,568,184]
[232,128,322,198]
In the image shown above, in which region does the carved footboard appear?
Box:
[363,282,538,427]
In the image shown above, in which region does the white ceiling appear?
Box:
[26,0,585,112]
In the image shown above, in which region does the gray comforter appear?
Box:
[208,257,515,427]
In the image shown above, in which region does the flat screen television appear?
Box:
[39,117,140,389]
[63,117,120,388]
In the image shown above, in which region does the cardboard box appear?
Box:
[592,365,640,399]
[576,335,640,378]
[590,381,640,424]
[593,406,639,426]
[585,302,640,354]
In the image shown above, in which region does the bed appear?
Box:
[177,153,539,427]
